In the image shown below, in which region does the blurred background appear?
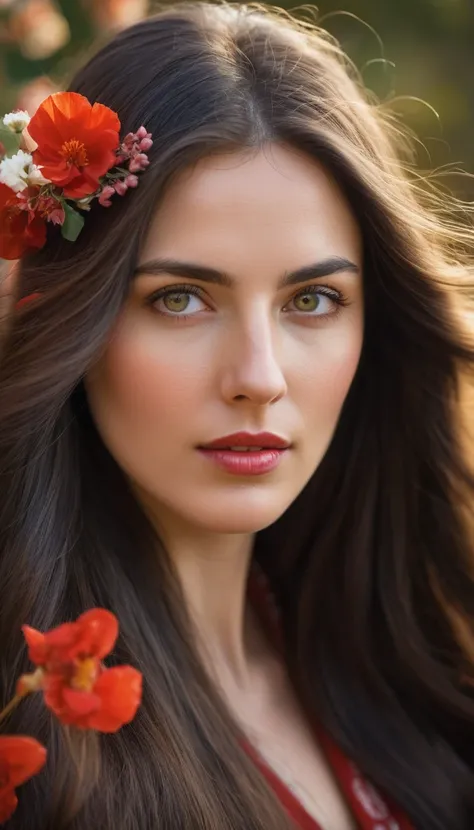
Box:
[0,0,473,196]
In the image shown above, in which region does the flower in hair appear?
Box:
[2,110,30,134]
[0,149,47,193]
[27,92,121,198]
[0,92,152,260]
[17,608,143,733]
[0,736,46,823]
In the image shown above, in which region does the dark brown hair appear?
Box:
[1,3,474,828]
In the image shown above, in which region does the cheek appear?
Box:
[291,321,363,426]
[86,321,204,437]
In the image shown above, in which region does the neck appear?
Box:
[145,505,258,688]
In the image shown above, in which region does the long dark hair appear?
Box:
[1,3,474,828]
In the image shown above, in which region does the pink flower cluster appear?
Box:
[98,126,153,207]
[15,188,65,227]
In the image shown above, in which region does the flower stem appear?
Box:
[0,694,23,725]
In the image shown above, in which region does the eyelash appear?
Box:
[145,283,350,322]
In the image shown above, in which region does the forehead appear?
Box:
[140,144,362,273]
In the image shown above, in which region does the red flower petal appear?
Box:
[75,609,119,660]
[21,625,48,665]
[83,666,143,733]
[0,735,47,787]
[0,787,18,824]
[0,735,46,822]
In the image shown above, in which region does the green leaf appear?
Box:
[0,127,22,156]
[61,203,85,242]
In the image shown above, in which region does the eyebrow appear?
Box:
[133,255,360,290]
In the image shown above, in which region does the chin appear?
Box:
[181,490,298,535]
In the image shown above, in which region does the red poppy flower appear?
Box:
[0,736,47,823]
[0,183,47,260]
[18,609,143,733]
[28,92,121,199]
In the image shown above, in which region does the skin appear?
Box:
[85,143,364,691]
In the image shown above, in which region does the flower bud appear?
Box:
[136,126,148,139]
[98,185,115,207]
[122,132,137,149]
[125,174,139,188]
[128,153,149,173]
[139,137,153,152]
[114,180,128,196]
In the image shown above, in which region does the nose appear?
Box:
[219,311,288,406]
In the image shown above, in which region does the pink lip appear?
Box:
[197,432,291,476]
[198,448,288,476]
[199,431,291,450]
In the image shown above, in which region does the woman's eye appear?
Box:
[285,287,342,316]
[150,287,207,318]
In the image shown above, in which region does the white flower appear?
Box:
[27,164,51,187]
[2,110,30,133]
[0,149,33,192]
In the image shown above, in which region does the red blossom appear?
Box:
[0,183,47,260]
[0,736,46,823]
[18,609,142,733]
[28,92,121,199]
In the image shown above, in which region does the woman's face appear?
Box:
[85,145,364,535]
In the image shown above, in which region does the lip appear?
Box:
[199,431,291,450]
[198,447,288,476]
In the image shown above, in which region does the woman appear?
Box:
[1,2,474,828]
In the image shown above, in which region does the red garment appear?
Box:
[244,564,415,830]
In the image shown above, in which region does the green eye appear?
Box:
[293,293,321,313]
[162,292,192,313]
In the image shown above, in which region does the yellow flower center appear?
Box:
[60,138,89,168]
[71,657,98,691]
